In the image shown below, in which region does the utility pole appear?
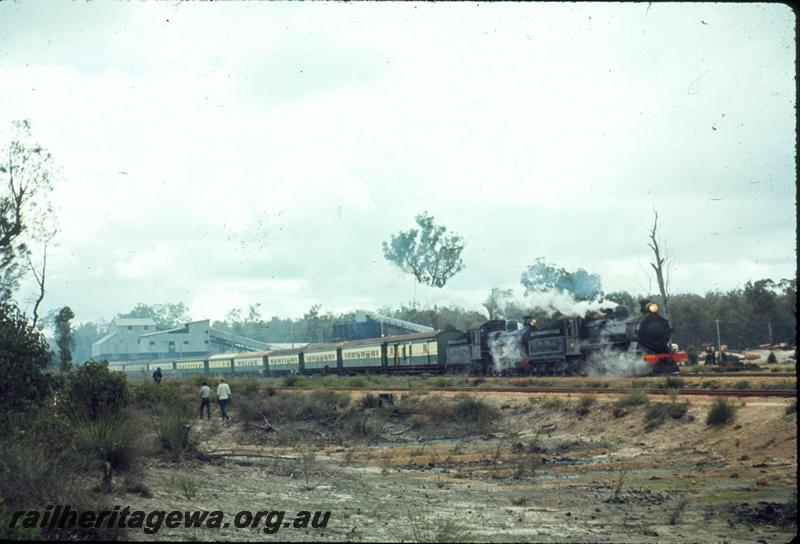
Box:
[714,319,721,353]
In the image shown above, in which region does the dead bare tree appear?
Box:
[647,210,671,321]
[27,239,47,329]
[1,120,57,303]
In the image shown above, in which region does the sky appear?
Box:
[0,2,795,325]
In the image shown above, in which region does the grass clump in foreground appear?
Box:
[644,402,690,431]
[406,507,474,543]
[706,397,737,426]
[575,394,597,417]
[612,390,649,417]
[786,400,797,416]
[404,393,499,430]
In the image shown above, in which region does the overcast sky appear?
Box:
[0,2,795,325]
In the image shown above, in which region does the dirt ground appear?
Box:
[108,391,797,543]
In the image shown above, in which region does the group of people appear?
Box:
[151,367,232,421]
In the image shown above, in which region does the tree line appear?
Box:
[63,274,794,365]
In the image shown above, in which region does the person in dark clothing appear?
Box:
[704,346,716,366]
[199,381,211,420]
[152,367,163,383]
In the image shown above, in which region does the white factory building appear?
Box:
[91,318,270,361]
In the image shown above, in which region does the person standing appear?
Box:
[199,381,211,420]
[217,378,231,421]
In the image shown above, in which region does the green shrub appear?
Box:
[612,390,650,418]
[236,396,266,422]
[131,380,183,411]
[540,398,566,410]
[733,380,751,390]
[686,346,699,365]
[175,475,199,500]
[767,352,778,364]
[785,401,796,416]
[156,410,192,461]
[576,394,597,417]
[65,361,128,420]
[282,374,307,387]
[257,390,351,424]
[706,397,737,426]
[0,302,52,432]
[235,376,260,396]
[191,374,214,387]
[349,377,367,388]
[0,439,78,508]
[452,394,498,425]
[405,393,498,429]
[616,390,650,407]
[661,376,686,389]
[72,411,144,472]
[644,402,689,431]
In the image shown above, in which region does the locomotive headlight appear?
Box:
[647,302,659,314]
[529,319,537,327]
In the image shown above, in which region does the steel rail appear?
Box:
[273,386,796,398]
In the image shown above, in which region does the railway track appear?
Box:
[479,372,797,379]
[275,386,797,398]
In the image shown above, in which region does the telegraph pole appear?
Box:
[714,319,721,353]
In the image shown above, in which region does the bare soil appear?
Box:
[107,392,796,542]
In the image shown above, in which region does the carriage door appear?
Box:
[471,330,482,360]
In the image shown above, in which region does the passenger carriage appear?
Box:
[339,338,384,373]
[207,353,234,376]
[301,343,341,373]
[232,350,271,376]
[173,356,207,376]
[265,348,303,376]
[384,330,464,372]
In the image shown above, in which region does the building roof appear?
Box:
[92,330,117,348]
[114,318,157,327]
[138,319,210,338]
[266,342,308,350]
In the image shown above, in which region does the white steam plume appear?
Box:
[584,348,651,378]
[488,334,526,374]
[527,289,618,317]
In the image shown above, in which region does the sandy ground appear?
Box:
[104,392,797,542]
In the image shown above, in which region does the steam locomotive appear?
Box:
[447,301,686,375]
[109,301,685,379]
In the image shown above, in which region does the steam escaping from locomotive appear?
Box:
[584,348,651,378]
[488,332,526,374]
[526,288,618,318]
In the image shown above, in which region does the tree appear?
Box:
[0,120,57,303]
[64,360,128,420]
[605,290,637,311]
[647,210,671,320]
[382,211,465,288]
[118,302,191,329]
[482,287,513,319]
[520,258,603,301]
[55,306,75,372]
[0,302,52,427]
[743,279,780,345]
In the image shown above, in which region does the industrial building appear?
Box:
[332,309,433,340]
[91,318,269,361]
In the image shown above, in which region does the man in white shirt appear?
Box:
[199,381,211,420]
[217,378,232,421]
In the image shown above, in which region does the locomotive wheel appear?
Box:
[653,359,679,374]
